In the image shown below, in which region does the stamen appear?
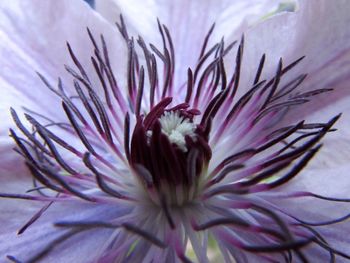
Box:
[135,66,145,117]
[160,196,175,229]
[83,153,127,200]
[17,201,55,235]
[272,74,307,101]
[26,163,64,193]
[297,213,350,227]
[199,23,215,60]
[302,225,350,261]
[27,121,77,175]
[158,111,196,152]
[24,229,86,263]
[254,54,266,84]
[260,58,283,109]
[88,88,114,144]
[62,102,97,155]
[241,237,314,253]
[229,36,244,98]
[37,165,95,202]
[6,255,22,263]
[193,43,220,83]
[74,80,104,134]
[66,42,90,83]
[124,112,131,162]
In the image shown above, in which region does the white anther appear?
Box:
[159,111,196,152]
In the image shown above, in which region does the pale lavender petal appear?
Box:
[256,165,350,260]
[235,0,350,103]
[0,0,128,182]
[96,0,283,87]
[302,97,350,169]
[0,0,126,136]
[0,140,32,192]
[219,0,350,172]
[0,0,349,262]
[1,201,130,263]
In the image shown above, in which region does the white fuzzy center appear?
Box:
[159,111,196,152]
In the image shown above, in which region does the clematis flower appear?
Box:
[1,0,350,262]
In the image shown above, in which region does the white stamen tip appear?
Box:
[159,111,196,152]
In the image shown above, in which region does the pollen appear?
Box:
[159,111,196,152]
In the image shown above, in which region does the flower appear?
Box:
[1,0,350,262]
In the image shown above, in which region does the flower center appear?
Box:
[130,98,211,206]
[153,111,196,152]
